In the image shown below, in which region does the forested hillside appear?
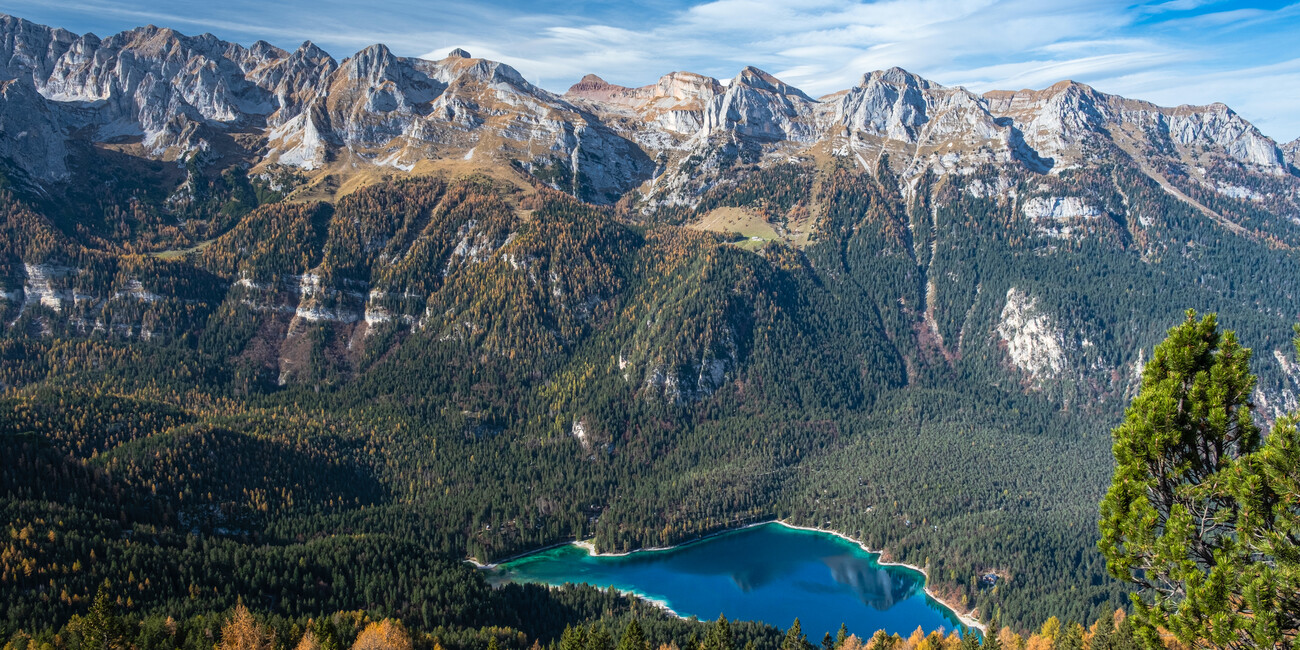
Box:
[3,12,1300,646]
[5,158,1299,634]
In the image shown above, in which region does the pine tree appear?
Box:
[1099,311,1299,648]
[588,625,614,650]
[1088,615,1114,650]
[781,619,808,650]
[619,620,648,650]
[958,629,978,650]
[81,585,125,650]
[561,625,588,650]
[1055,624,1083,650]
[702,616,733,650]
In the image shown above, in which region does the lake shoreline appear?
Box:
[769,521,987,634]
[469,518,986,634]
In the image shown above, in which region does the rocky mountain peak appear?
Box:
[110,24,190,55]
[344,43,397,79]
[1044,79,1089,93]
[1284,138,1299,167]
[651,72,722,104]
[292,40,332,62]
[566,73,629,99]
[0,12,1293,215]
[565,71,725,113]
[247,39,283,60]
[0,13,78,82]
[702,67,818,142]
[830,65,1001,153]
[732,66,813,101]
[861,66,936,90]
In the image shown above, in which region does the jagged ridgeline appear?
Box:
[2,11,1300,639]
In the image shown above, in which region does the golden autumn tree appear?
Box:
[219,603,274,650]
[351,619,412,650]
[296,629,321,650]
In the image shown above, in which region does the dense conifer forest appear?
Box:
[3,137,1299,648]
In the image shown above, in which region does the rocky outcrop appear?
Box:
[567,70,726,137]
[996,288,1068,383]
[1020,196,1103,239]
[703,67,817,142]
[1255,348,1300,421]
[984,80,1288,173]
[0,78,70,181]
[832,68,997,144]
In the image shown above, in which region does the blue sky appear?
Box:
[4,0,1299,141]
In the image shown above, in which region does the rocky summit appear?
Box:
[0,13,1293,207]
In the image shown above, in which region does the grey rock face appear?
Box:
[0,78,70,181]
[703,67,818,142]
[0,13,1293,207]
[1285,138,1300,168]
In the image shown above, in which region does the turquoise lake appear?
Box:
[485,522,969,639]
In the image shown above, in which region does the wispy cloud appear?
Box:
[6,0,1299,141]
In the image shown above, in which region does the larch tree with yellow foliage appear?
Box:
[351,619,412,650]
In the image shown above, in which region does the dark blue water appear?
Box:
[485,522,968,639]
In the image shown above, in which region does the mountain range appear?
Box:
[3,13,1299,408]
[2,13,1295,201]
[2,13,1300,633]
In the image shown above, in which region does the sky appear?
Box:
[3,0,1299,142]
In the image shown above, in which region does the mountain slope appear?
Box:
[2,12,1300,635]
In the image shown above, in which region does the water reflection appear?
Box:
[488,522,960,639]
[822,554,921,610]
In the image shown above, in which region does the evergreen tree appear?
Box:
[703,616,734,650]
[835,625,848,650]
[1055,624,1083,650]
[81,585,126,650]
[589,625,615,650]
[1099,311,1299,649]
[780,620,808,650]
[958,629,978,650]
[619,620,649,650]
[561,625,588,650]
